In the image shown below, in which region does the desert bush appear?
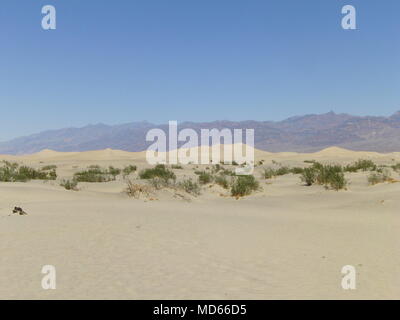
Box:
[108,166,121,176]
[367,169,392,185]
[125,179,153,198]
[262,166,299,179]
[60,179,78,191]
[262,168,275,179]
[198,171,213,185]
[391,163,400,172]
[300,167,317,186]
[300,162,347,190]
[74,167,115,182]
[0,161,57,182]
[122,165,137,176]
[212,164,223,174]
[148,177,175,190]
[139,164,176,182]
[214,175,230,189]
[290,167,304,174]
[275,166,290,176]
[231,175,260,197]
[345,159,377,172]
[178,178,201,196]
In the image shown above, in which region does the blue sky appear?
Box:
[1,0,399,140]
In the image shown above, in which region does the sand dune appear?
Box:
[0,147,399,299]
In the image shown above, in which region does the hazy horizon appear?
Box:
[2,109,400,143]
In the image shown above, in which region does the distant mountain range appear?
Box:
[2,111,400,154]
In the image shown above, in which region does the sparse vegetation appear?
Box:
[60,179,78,191]
[0,161,57,182]
[300,162,347,190]
[178,178,201,196]
[74,166,117,182]
[300,167,317,186]
[139,164,176,182]
[198,171,213,185]
[148,177,174,190]
[171,164,183,169]
[262,166,303,179]
[122,165,137,176]
[215,175,230,189]
[231,175,260,197]
[345,159,377,172]
[391,163,400,172]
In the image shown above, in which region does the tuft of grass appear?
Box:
[74,166,116,182]
[60,179,78,191]
[148,177,174,190]
[231,175,260,197]
[108,166,121,176]
[139,164,176,182]
[345,159,377,172]
[198,171,213,185]
[300,167,317,186]
[122,165,137,176]
[214,175,230,189]
[262,166,302,179]
[178,178,201,196]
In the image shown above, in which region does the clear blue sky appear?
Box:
[1,0,399,140]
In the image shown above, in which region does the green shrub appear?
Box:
[74,167,115,182]
[108,166,121,176]
[198,171,213,185]
[178,178,201,196]
[391,163,400,172]
[231,175,260,197]
[0,161,57,182]
[215,175,230,189]
[275,166,290,176]
[262,166,297,179]
[290,167,304,174]
[262,168,275,179]
[60,179,78,191]
[345,159,377,172]
[300,162,347,190]
[171,164,183,169]
[300,167,317,186]
[139,164,176,181]
[122,165,137,176]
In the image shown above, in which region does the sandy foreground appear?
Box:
[0,147,399,300]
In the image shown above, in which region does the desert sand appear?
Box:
[0,146,399,299]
